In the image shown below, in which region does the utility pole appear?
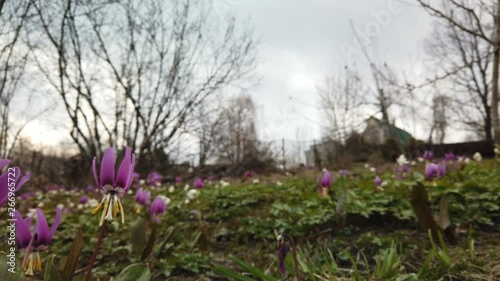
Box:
[281,138,286,170]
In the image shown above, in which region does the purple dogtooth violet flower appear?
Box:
[14,208,62,275]
[0,159,30,207]
[194,178,204,189]
[339,169,349,176]
[244,171,253,178]
[422,151,433,161]
[134,188,151,206]
[425,163,446,180]
[317,168,332,197]
[150,195,169,223]
[91,147,135,226]
[444,152,456,162]
[80,195,89,205]
[175,176,182,183]
[147,171,163,187]
[374,176,382,187]
[277,234,290,279]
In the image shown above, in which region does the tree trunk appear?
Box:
[493,0,500,143]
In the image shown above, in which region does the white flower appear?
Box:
[38,202,44,208]
[139,179,145,185]
[473,152,482,162]
[369,167,376,173]
[127,190,133,195]
[77,204,84,210]
[184,199,190,204]
[410,161,417,166]
[27,208,37,218]
[184,184,190,191]
[397,154,409,166]
[381,181,388,187]
[188,167,194,173]
[56,203,64,210]
[494,148,500,155]
[220,180,230,187]
[417,157,424,162]
[253,179,260,184]
[276,181,283,186]
[364,163,370,169]
[285,172,291,176]
[187,189,198,200]
[69,202,75,208]
[464,157,471,164]
[87,198,99,208]
[155,182,161,187]
[168,185,175,193]
[158,195,171,205]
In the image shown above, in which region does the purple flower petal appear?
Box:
[14,211,32,249]
[100,148,116,187]
[15,171,30,192]
[0,159,10,171]
[34,209,50,247]
[0,171,8,206]
[125,153,136,190]
[116,147,132,189]
[48,208,62,244]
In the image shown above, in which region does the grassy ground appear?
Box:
[1,159,500,280]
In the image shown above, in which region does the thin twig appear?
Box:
[85,221,107,281]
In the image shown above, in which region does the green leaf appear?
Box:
[141,223,157,260]
[212,264,257,281]
[61,227,83,281]
[130,217,146,256]
[0,252,25,281]
[43,255,62,281]
[229,256,279,281]
[116,263,151,281]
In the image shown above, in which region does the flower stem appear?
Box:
[281,234,302,281]
[85,221,107,281]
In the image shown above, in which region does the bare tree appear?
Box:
[425,17,493,141]
[28,0,257,167]
[210,94,272,169]
[417,0,500,142]
[317,66,365,143]
[190,96,225,167]
[0,0,42,158]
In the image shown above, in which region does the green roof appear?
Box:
[368,117,413,146]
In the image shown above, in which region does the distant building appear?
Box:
[361,117,412,146]
[304,139,340,167]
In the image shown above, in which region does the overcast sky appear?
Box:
[24,0,447,153]
[216,0,436,143]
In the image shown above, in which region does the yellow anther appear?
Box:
[113,201,119,217]
[91,202,103,214]
[118,198,125,224]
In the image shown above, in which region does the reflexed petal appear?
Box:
[116,147,132,189]
[92,157,99,188]
[48,207,62,244]
[100,148,116,187]
[0,171,9,206]
[124,154,136,190]
[34,209,50,247]
[14,211,32,249]
[0,159,10,171]
[15,171,30,192]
